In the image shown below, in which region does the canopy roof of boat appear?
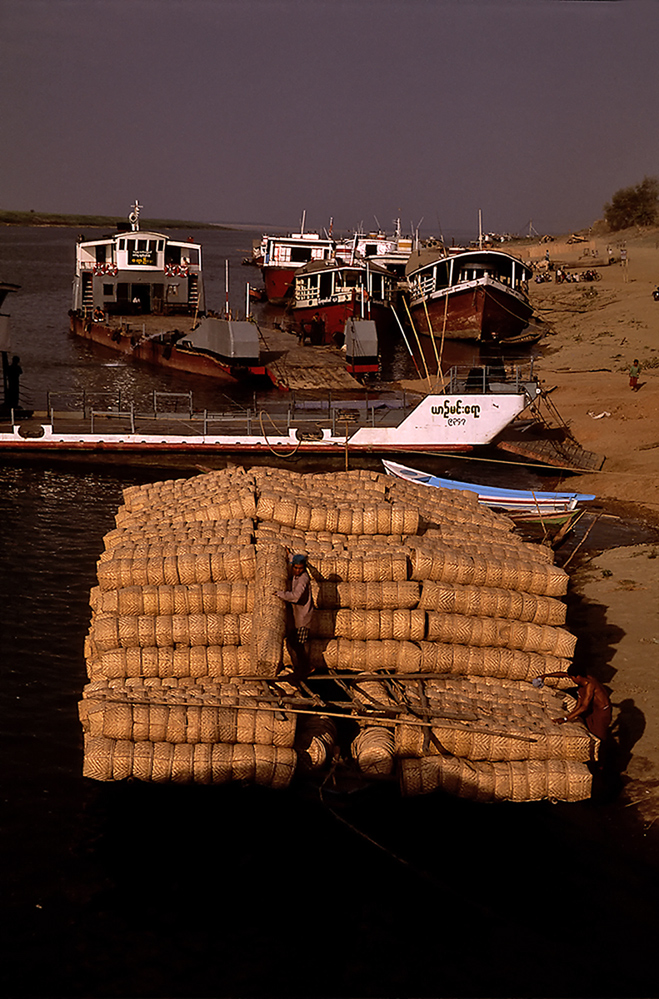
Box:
[405,246,532,279]
[77,230,202,248]
[295,257,393,277]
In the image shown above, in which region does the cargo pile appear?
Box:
[80,466,598,801]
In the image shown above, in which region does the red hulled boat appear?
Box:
[405,247,534,342]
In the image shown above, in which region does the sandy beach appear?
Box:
[525,231,659,822]
[396,229,659,819]
[480,231,659,822]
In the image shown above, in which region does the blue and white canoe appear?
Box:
[382,459,595,518]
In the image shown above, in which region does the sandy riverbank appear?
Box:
[527,231,659,822]
[401,229,659,820]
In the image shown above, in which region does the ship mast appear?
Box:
[128,200,142,231]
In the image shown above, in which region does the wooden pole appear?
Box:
[421,294,441,377]
[402,296,432,392]
[391,305,423,381]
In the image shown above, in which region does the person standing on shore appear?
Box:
[629,358,641,391]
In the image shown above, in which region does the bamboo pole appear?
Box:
[391,305,423,381]
[402,296,432,392]
[421,294,441,377]
[86,695,538,740]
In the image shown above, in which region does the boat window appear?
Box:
[319,272,332,298]
[290,246,313,263]
[296,277,310,299]
[95,244,107,263]
[119,239,125,251]
[157,240,164,251]
[165,245,181,265]
[103,284,114,297]
[435,263,450,289]
[137,239,147,251]
[187,247,199,265]
[365,243,378,255]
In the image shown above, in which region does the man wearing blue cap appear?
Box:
[275,550,315,681]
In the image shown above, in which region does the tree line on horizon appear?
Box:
[604,176,659,231]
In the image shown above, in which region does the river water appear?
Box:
[1,226,659,998]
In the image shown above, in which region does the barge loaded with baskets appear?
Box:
[79,464,600,803]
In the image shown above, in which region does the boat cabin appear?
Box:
[294,258,394,308]
[72,220,204,317]
[407,249,532,301]
[262,233,335,267]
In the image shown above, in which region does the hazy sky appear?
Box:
[2,0,658,238]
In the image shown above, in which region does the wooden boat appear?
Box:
[382,459,595,519]
[70,203,268,384]
[291,258,395,369]
[0,364,541,463]
[334,222,413,277]
[405,247,534,342]
[258,230,336,303]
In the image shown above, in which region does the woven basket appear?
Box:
[351,726,395,775]
[420,581,566,626]
[83,735,296,786]
[250,544,288,676]
[399,756,592,801]
[411,642,570,681]
[411,547,568,596]
[312,580,420,610]
[425,613,577,658]
[312,552,409,583]
[294,716,337,772]
[394,719,593,763]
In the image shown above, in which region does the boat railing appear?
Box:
[152,391,194,418]
[443,363,536,396]
[46,389,124,420]
[90,405,136,434]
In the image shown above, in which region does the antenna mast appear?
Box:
[129,200,142,231]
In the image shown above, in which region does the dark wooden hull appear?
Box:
[293,299,390,342]
[410,282,533,342]
[70,316,268,384]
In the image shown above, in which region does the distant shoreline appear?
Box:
[0,210,233,231]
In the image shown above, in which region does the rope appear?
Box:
[258,410,303,458]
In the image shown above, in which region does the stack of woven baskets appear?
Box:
[80,465,595,801]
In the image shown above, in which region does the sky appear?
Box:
[1,0,658,240]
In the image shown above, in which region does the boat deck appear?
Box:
[2,390,418,441]
[87,314,365,392]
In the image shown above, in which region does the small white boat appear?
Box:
[382,459,595,517]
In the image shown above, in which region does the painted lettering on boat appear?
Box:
[431,400,481,418]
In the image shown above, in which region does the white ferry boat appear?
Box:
[69,202,266,383]
[0,365,540,463]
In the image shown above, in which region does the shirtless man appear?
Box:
[539,667,612,741]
